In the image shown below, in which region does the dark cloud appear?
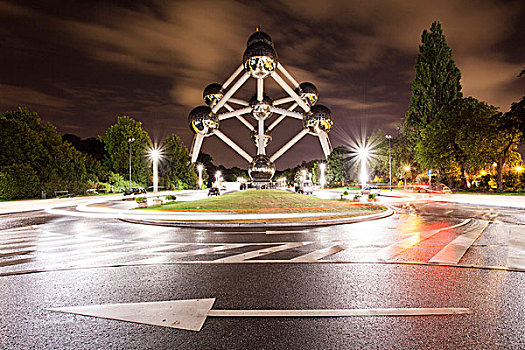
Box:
[1,0,523,168]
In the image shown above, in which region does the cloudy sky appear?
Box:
[1,0,523,169]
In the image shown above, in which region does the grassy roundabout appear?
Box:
[147,190,385,219]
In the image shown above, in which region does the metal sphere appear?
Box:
[188,106,219,135]
[243,42,278,78]
[248,155,276,182]
[250,129,272,147]
[249,94,273,119]
[203,83,223,106]
[295,82,319,106]
[247,31,273,47]
[303,105,333,134]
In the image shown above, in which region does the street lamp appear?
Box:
[385,134,392,191]
[197,164,204,189]
[358,146,369,189]
[128,137,135,189]
[516,166,523,187]
[404,165,410,189]
[301,169,307,185]
[319,163,326,190]
[215,171,221,187]
[149,145,162,193]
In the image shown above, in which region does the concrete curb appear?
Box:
[119,208,394,229]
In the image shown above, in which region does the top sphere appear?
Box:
[295,82,319,106]
[203,83,223,106]
[243,42,278,78]
[247,31,273,47]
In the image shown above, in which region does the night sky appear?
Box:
[1,0,524,169]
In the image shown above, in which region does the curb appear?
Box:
[119,208,394,229]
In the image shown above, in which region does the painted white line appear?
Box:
[507,225,525,269]
[429,221,490,264]
[214,242,311,262]
[375,219,471,260]
[47,298,471,332]
[135,244,251,264]
[207,307,472,317]
[291,244,346,262]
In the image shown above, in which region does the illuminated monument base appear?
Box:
[188,28,334,182]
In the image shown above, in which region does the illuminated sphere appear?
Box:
[295,82,319,106]
[249,94,273,119]
[248,155,276,182]
[303,105,333,134]
[247,31,273,46]
[203,83,223,106]
[243,42,278,78]
[188,106,219,135]
[250,129,272,147]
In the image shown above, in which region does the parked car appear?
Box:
[124,187,147,195]
[208,187,220,196]
[360,186,381,196]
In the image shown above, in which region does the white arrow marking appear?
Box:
[47,299,472,332]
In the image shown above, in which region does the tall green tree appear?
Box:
[100,116,151,185]
[326,146,350,185]
[160,134,197,190]
[0,108,92,199]
[405,21,462,140]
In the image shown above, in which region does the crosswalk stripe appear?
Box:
[135,244,251,264]
[429,221,490,264]
[375,219,471,260]
[507,225,525,269]
[0,257,33,267]
[291,244,346,261]
[214,242,311,262]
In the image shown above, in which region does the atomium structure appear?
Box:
[188,28,333,182]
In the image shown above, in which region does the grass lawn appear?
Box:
[148,189,384,214]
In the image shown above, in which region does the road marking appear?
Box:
[507,225,525,269]
[375,219,471,260]
[135,244,250,264]
[214,242,310,262]
[291,244,346,261]
[47,298,472,332]
[429,221,490,264]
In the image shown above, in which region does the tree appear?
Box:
[100,116,151,185]
[405,21,462,142]
[160,134,197,190]
[0,108,92,199]
[326,146,350,185]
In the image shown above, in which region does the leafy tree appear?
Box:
[405,21,462,143]
[326,146,350,185]
[160,134,197,190]
[100,116,151,185]
[0,108,92,199]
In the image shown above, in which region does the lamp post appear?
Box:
[385,135,392,191]
[319,163,326,190]
[215,171,221,187]
[404,165,411,189]
[516,166,523,189]
[301,169,307,185]
[358,146,369,189]
[128,137,135,189]
[197,164,204,190]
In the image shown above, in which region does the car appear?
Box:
[123,187,147,195]
[208,187,220,196]
[296,181,314,195]
[361,186,381,196]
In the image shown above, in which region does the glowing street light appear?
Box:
[516,166,523,186]
[197,164,204,189]
[127,137,135,189]
[301,169,307,185]
[385,134,392,191]
[319,163,326,190]
[358,146,370,189]
[215,171,221,186]
[403,165,411,189]
[149,145,162,193]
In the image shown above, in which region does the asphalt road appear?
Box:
[1,197,524,349]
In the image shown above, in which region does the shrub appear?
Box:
[165,194,177,200]
[135,196,147,203]
[343,190,349,196]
